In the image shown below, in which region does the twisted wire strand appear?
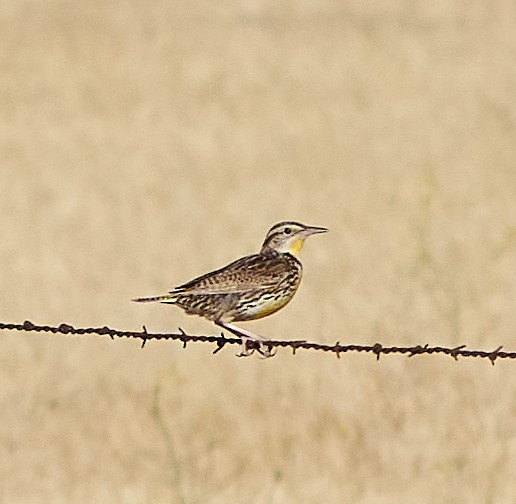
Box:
[0,320,514,364]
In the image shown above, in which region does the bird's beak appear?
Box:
[303,225,328,236]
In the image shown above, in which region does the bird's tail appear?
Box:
[132,294,177,303]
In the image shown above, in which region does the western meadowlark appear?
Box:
[133,221,327,356]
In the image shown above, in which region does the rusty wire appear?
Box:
[1,319,515,364]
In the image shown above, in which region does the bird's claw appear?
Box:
[236,338,276,359]
[257,344,276,359]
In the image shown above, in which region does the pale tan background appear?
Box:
[2,1,516,503]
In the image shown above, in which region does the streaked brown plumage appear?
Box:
[133,221,327,356]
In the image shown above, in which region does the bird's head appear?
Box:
[260,221,328,257]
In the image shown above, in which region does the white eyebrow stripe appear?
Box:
[267,221,303,234]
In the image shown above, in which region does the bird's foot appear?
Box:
[256,341,277,359]
[236,336,276,359]
[236,335,255,357]
[214,321,277,359]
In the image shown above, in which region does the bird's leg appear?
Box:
[215,321,276,358]
[215,321,261,357]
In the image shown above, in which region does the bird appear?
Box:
[132,221,327,357]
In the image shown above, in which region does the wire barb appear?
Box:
[140,325,148,348]
[372,343,383,361]
[212,333,227,354]
[1,320,516,363]
[449,344,467,361]
[489,346,504,366]
[178,327,188,349]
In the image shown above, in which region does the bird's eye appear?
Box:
[284,227,292,235]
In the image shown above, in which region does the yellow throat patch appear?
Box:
[288,237,305,257]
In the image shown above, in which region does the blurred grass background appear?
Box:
[2,1,516,502]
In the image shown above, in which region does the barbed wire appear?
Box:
[1,319,515,364]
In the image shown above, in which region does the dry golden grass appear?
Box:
[2,1,516,502]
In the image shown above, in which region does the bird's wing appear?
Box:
[171,254,290,295]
